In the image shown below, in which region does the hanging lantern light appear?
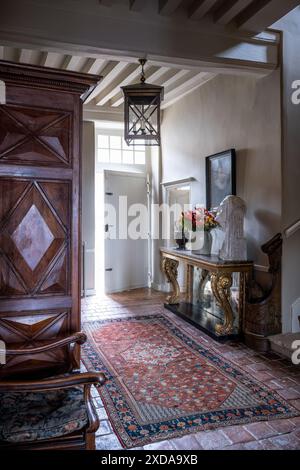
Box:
[121,59,164,146]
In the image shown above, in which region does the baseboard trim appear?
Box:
[244,331,270,353]
[151,282,165,292]
[151,281,186,293]
[106,284,148,295]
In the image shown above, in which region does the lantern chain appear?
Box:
[139,58,147,84]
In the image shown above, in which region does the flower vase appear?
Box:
[192,230,212,255]
[202,230,213,255]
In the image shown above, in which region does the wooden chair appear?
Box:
[0,333,106,450]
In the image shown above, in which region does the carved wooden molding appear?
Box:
[0,105,73,168]
[0,177,71,298]
[0,60,101,101]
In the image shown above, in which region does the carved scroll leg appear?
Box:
[211,273,221,309]
[161,256,180,305]
[211,272,234,336]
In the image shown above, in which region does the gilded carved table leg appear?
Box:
[161,256,180,305]
[211,272,234,336]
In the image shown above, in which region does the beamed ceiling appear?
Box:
[0,0,299,115]
[99,0,299,31]
[0,45,217,111]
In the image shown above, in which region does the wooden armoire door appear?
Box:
[0,61,99,377]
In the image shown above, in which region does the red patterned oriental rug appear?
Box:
[82,315,299,448]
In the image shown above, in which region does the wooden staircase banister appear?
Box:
[284,219,300,239]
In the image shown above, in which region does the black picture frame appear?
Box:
[206,149,236,210]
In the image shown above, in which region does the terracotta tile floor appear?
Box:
[81,288,300,451]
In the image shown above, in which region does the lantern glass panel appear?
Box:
[123,80,163,146]
[127,102,159,145]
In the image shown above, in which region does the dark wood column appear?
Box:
[0,61,100,377]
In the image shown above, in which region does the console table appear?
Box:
[160,247,253,341]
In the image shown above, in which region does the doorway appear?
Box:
[94,124,149,295]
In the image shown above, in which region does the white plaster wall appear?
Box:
[273,7,300,332]
[160,72,281,268]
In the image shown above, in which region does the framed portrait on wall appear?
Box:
[206,149,236,210]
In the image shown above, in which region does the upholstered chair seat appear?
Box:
[0,386,88,443]
[0,333,106,450]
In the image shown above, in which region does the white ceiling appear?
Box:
[0,45,217,111]
[100,0,299,30]
[0,0,299,114]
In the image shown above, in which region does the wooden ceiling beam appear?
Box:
[0,0,280,75]
[29,50,45,66]
[18,48,33,63]
[236,0,300,32]
[96,63,143,106]
[158,0,182,15]
[162,69,190,88]
[42,51,64,68]
[85,58,108,75]
[129,0,145,12]
[61,55,82,70]
[111,66,170,107]
[162,72,216,108]
[110,68,189,108]
[85,61,128,104]
[98,0,114,6]
[3,46,19,62]
[189,0,220,20]
[147,66,171,81]
[214,0,254,24]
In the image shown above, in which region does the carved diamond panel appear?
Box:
[39,252,68,295]
[0,309,71,378]
[0,111,26,154]
[0,255,27,295]
[0,106,72,167]
[0,177,70,297]
[0,180,30,221]
[12,205,54,271]
[7,108,63,133]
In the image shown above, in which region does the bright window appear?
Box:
[97,133,146,165]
